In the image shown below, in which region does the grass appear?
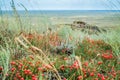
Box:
[0,9,120,80]
[0,24,120,80]
[0,45,10,80]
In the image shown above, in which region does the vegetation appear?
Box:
[0,21,120,80]
[0,0,120,80]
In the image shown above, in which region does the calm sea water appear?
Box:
[1,10,120,17]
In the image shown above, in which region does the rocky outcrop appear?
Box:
[63,20,106,34]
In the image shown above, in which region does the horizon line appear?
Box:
[1,9,120,11]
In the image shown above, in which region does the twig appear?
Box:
[15,34,62,80]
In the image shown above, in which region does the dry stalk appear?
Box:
[15,33,62,80]
[75,56,82,71]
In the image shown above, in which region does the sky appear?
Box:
[0,0,120,10]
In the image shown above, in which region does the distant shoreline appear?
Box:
[1,10,120,16]
[1,10,120,11]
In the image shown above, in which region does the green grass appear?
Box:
[0,45,11,80]
[0,11,120,80]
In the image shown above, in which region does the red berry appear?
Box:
[32,76,37,80]
[20,78,24,80]
[24,69,32,75]
[19,63,23,66]
[60,65,65,70]
[18,65,22,70]
[97,61,103,65]
[72,60,79,69]
[77,75,82,80]
[112,72,116,77]
[63,78,67,80]
[90,72,94,76]
[11,68,16,72]
[38,67,42,71]
[101,75,105,80]
[0,66,3,71]
[83,62,88,67]
[10,61,16,65]
[97,73,101,77]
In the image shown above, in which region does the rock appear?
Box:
[73,21,86,28]
[70,20,107,34]
[57,20,107,35]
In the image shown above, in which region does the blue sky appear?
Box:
[0,0,120,10]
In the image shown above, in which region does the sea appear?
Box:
[0,10,120,28]
[0,10,120,17]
